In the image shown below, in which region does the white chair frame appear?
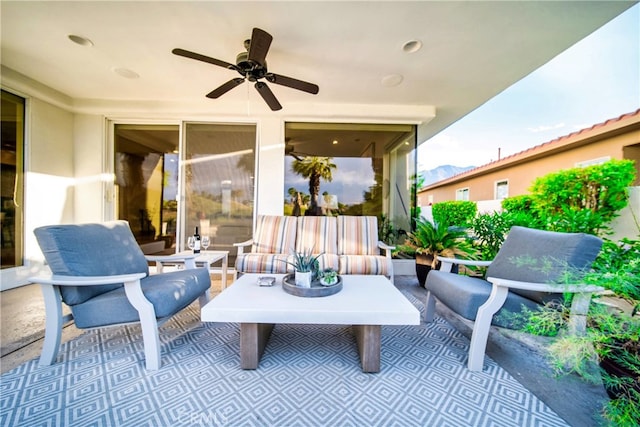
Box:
[425,257,603,371]
[29,254,210,371]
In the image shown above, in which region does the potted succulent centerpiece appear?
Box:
[282,248,322,288]
[396,217,476,287]
[319,268,339,286]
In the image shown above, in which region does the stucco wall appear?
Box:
[74,114,106,223]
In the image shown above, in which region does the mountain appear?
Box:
[420,165,475,186]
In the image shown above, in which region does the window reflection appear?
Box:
[284,122,416,246]
[1,90,25,269]
[114,124,179,253]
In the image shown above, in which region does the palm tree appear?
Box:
[291,156,336,215]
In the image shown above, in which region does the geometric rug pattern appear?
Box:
[0,291,568,426]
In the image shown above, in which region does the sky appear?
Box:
[418,4,640,171]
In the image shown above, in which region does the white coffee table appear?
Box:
[200,274,420,372]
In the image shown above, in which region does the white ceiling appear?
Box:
[0,1,634,142]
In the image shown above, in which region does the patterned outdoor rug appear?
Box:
[0,291,568,427]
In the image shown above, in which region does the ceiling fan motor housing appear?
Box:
[235,51,268,81]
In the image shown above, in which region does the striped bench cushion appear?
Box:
[296,216,338,254]
[337,216,380,256]
[235,253,290,274]
[251,215,297,254]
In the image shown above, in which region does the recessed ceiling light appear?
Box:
[381,74,403,87]
[402,39,422,53]
[332,140,338,145]
[68,34,93,47]
[112,67,140,79]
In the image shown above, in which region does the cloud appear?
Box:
[418,133,494,170]
[526,123,565,133]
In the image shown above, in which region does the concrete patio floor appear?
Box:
[1,275,609,426]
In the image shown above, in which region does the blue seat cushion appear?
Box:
[426,270,546,328]
[70,267,211,328]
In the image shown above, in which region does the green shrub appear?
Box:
[432,201,477,227]
[529,159,636,235]
[470,212,514,259]
[501,194,534,212]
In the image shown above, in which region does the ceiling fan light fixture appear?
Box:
[112,67,140,79]
[402,39,422,53]
[68,34,93,47]
[381,74,403,87]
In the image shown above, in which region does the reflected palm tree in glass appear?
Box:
[291,156,336,216]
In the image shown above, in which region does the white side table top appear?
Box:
[147,250,229,288]
[178,250,228,264]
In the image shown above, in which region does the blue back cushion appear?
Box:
[34,221,149,305]
[487,226,603,302]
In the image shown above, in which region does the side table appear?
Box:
[147,250,229,289]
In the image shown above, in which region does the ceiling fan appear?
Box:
[172,28,319,111]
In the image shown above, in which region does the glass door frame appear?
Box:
[107,119,259,254]
[106,119,184,252]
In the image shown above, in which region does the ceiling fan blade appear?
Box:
[172,48,237,70]
[206,78,245,98]
[248,28,273,67]
[266,73,319,95]
[254,81,282,111]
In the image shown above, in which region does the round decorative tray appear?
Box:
[282,274,343,298]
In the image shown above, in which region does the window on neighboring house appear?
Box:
[575,156,611,168]
[1,90,25,269]
[456,188,469,201]
[495,180,509,200]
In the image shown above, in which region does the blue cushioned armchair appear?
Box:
[424,226,604,371]
[30,221,212,370]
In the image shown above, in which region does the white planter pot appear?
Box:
[295,271,312,288]
[392,259,416,276]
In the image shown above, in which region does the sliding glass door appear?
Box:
[114,124,179,253]
[113,122,256,263]
[182,123,255,262]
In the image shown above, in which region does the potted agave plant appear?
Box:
[282,247,322,288]
[396,217,476,287]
